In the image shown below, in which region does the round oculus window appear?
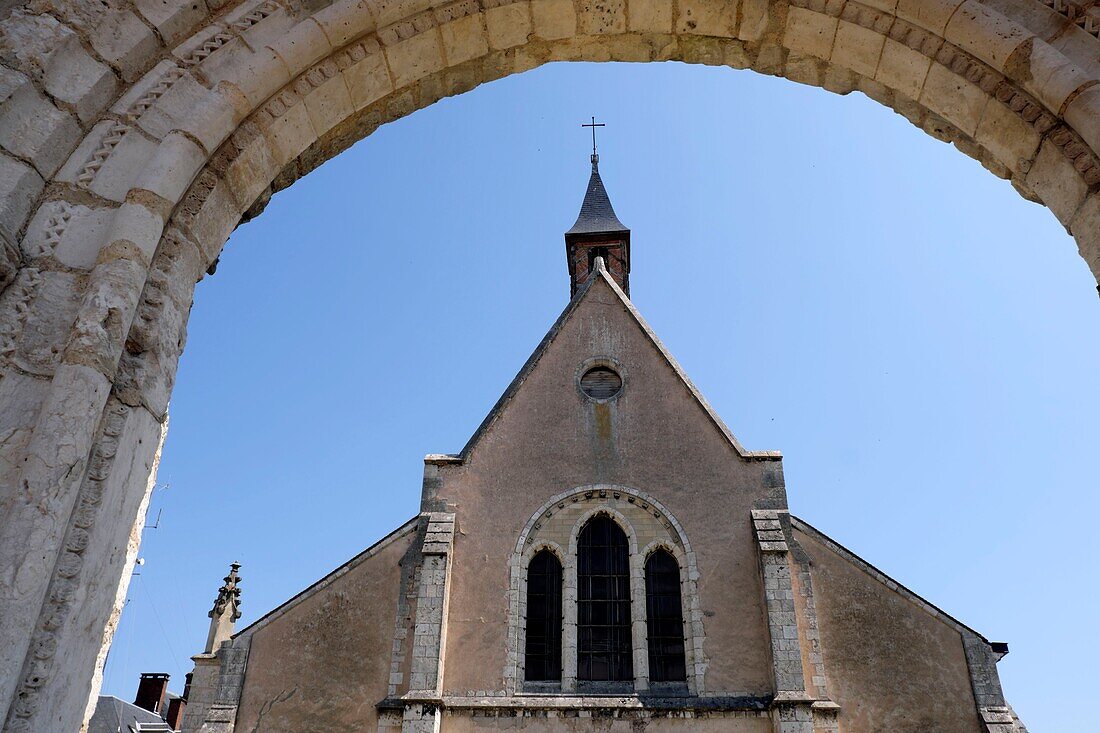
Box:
[579,366,623,400]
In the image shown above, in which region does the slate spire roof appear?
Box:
[566,154,629,236]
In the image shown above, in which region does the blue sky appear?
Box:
[100,61,1099,729]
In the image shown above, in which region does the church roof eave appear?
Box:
[436,259,781,466]
[229,515,421,640]
[789,515,1002,650]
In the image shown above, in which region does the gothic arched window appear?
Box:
[524,549,562,682]
[577,515,633,683]
[644,549,687,682]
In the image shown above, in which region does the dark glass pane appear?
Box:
[645,550,687,683]
[525,550,563,682]
[577,516,633,682]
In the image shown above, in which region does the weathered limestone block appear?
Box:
[896,0,964,34]
[783,7,837,61]
[89,9,163,82]
[676,0,736,37]
[110,60,241,155]
[577,0,626,35]
[135,132,208,204]
[627,0,672,33]
[266,13,334,74]
[1026,137,1089,225]
[0,11,118,123]
[42,42,118,124]
[738,0,772,42]
[302,64,356,140]
[385,31,444,88]
[0,152,44,243]
[0,11,71,77]
[0,362,110,725]
[370,0,434,28]
[531,0,576,40]
[440,13,489,65]
[134,0,210,45]
[181,655,219,732]
[173,21,236,71]
[116,231,203,418]
[22,201,114,270]
[1018,40,1092,115]
[0,367,50,493]
[57,120,160,203]
[832,19,884,77]
[944,0,1029,72]
[313,0,379,48]
[874,37,930,100]
[217,130,272,214]
[232,2,298,53]
[260,94,318,165]
[0,74,81,178]
[340,39,391,111]
[486,2,531,51]
[919,62,986,136]
[20,400,164,733]
[1064,84,1100,161]
[974,96,1041,171]
[176,172,242,264]
[784,49,825,87]
[63,254,151,377]
[4,269,83,375]
[606,31,665,62]
[22,0,113,33]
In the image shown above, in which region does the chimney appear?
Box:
[166,696,186,730]
[134,672,170,714]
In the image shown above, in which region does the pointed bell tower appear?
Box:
[565,140,630,298]
[203,562,242,653]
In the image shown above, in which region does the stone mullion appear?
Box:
[560,549,578,692]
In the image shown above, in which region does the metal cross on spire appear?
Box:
[582,116,605,165]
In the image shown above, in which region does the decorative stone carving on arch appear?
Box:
[3,0,1100,727]
[505,484,706,695]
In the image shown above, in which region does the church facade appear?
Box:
[180,156,1025,733]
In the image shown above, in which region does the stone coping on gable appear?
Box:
[230,515,421,640]
[789,515,998,648]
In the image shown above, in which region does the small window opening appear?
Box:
[645,550,687,683]
[580,366,622,400]
[524,550,563,682]
[577,516,633,683]
[588,246,610,271]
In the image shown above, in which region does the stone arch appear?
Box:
[507,485,704,693]
[1,0,1099,728]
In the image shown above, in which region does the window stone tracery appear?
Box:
[507,485,705,696]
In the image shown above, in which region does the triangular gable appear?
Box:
[435,260,780,465]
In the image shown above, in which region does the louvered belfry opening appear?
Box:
[524,550,563,682]
[577,515,634,683]
[580,366,622,400]
[644,550,688,683]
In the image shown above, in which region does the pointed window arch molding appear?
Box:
[506,485,705,695]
